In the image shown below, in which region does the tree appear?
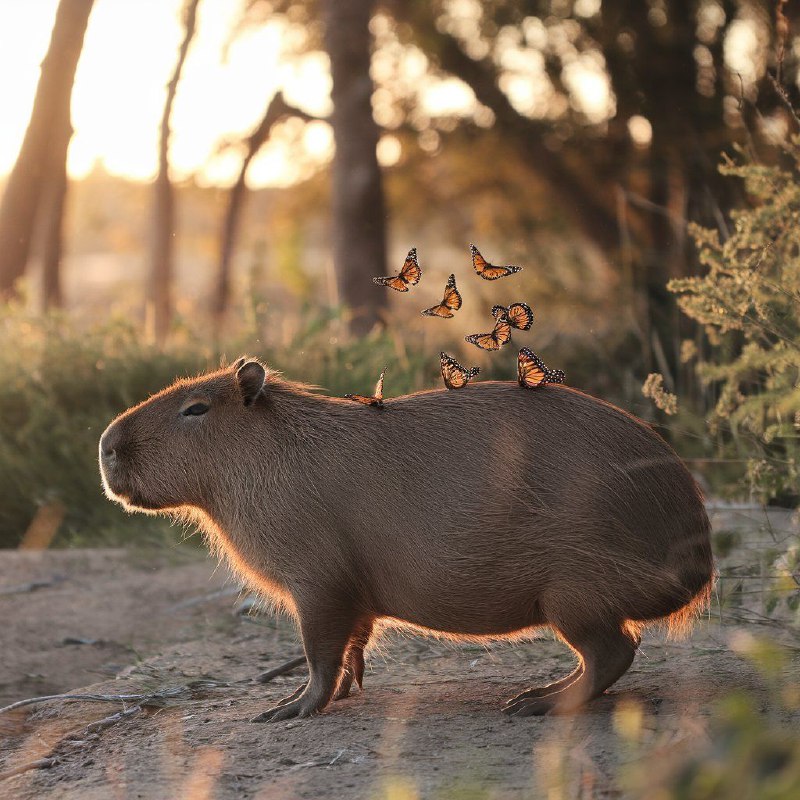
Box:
[324,0,388,334]
[397,0,792,379]
[148,0,200,343]
[0,0,94,301]
[212,92,314,336]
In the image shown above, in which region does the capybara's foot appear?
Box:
[251,693,324,722]
[503,687,561,714]
[503,668,584,712]
[505,620,638,718]
[274,682,307,707]
[503,695,557,717]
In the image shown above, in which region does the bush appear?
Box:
[666,145,800,506]
[0,304,433,548]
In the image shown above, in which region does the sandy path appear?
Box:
[1,537,798,799]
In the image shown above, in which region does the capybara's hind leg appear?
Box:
[252,604,361,722]
[506,623,638,717]
[333,619,374,701]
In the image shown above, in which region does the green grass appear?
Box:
[0,304,434,548]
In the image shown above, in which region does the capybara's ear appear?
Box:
[236,360,266,406]
[232,356,247,371]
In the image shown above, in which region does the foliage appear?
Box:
[620,634,800,800]
[643,372,678,415]
[0,304,433,548]
[666,145,800,506]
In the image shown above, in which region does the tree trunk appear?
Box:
[0,0,94,300]
[41,154,68,310]
[148,0,199,344]
[324,0,388,335]
[212,93,313,337]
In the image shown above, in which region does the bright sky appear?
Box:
[0,0,335,187]
[0,0,622,189]
[4,1,760,189]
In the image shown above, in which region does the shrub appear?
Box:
[665,145,800,506]
[0,304,433,548]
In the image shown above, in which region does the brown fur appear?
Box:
[99,359,714,719]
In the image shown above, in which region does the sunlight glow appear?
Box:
[0,0,328,187]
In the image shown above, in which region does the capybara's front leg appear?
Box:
[506,623,638,717]
[252,605,359,722]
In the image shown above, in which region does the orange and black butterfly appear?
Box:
[491,302,534,331]
[421,274,462,318]
[470,244,523,281]
[373,248,422,292]
[464,312,513,351]
[517,348,566,390]
[440,352,480,390]
[345,368,386,407]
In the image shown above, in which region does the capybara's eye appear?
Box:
[182,402,210,417]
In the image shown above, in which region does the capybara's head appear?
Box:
[99,358,266,512]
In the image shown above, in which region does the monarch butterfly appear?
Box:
[517,348,566,389]
[345,368,386,407]
[373,248,422,292]
[470,244,523,280]
[422,274,462,318]
[464,313,513,351]
[491,302,534,331]
[440,352,480,390]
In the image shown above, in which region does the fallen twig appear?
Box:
[256,656,307,684]
[0,757,58,781]
[0,680,234,716]
[0,576,64,596]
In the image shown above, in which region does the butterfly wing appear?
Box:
[479,264,523,280]
[506,302,534,330]
[518,348,547,389]
[470,244,490,276]
[493,316,513,345]
[345,394,381,406]
[373,275,409,292]
[373,368,385,400]
[491,304,507,320]
[545,368,566,385]
[470,244,523,280]
[442,274,462,312]
[423,274,462,317]
[440,353,466,388]
[465,331,501,351]
[373,247,421,291]
[440,352,479,389]
[398,248,422,286]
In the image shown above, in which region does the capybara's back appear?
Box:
[100,361,714,719]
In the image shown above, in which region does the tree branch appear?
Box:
[212,92,321,329]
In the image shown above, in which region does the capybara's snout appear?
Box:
[99,421,121,467]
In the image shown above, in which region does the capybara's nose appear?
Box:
[99,424,121,464]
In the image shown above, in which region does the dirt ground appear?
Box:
[1,506,799,799]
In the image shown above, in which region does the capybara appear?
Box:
[99,359,714,720]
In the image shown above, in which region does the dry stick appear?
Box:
[0,758,58,782]
[256,655,307,684]
[0,680,235,716]
[0,690,182,716]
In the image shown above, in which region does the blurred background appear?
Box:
[2,4,800,797]
[0,0,798,548]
